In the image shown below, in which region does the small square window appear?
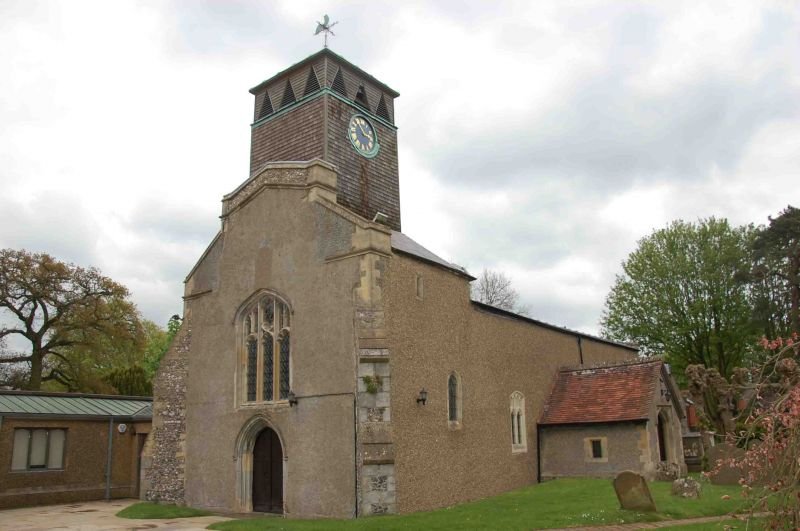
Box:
[591,439,603,459]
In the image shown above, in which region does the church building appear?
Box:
[142,48,680,518]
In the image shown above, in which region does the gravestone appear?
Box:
[707,444,746,486]
[613,471,657,512]
[671,477,701,499]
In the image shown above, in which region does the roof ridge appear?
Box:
[0,389,152,401]
[559,356,663,373]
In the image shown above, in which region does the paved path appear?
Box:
[0,501,763,531]
[0,499,231,531]
[545,512,759,530]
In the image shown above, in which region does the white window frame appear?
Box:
[11,428,67,472]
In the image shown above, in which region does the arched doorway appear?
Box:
[252,427,283,513]
[234,417,286,513]
[657,411,668,462]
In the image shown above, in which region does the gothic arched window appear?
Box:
[510,391,527,453]
[241,293,291,404]
[447,372,462,426]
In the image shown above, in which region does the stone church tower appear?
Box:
[249,49,401,230]
[142,48,643,519]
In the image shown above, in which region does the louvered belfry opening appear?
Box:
[303,67,321,96]
[354,85,370,111]
[375,95,391,122]
[280,79,296,108]
[258,92,274,120]
[331,67,347,97]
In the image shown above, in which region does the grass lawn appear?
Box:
[117,501,213,519]
[209,477,746,530]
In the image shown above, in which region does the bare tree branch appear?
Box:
[470,268,529,315]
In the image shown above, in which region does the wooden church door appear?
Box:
[252,428,283,513]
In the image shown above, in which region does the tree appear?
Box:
[105,364,152,396]
[752,205,800,336]
[471,269,529,315]
[143,314,181,378]
[0,249,143,390]
[718,333,800,527]
[601,218,758,378]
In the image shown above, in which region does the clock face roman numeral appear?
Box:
[348,115,378,157]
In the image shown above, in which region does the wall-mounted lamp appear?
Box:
[288,390,298,407]
[416,388,428,405]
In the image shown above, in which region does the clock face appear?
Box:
[348,115,379,158]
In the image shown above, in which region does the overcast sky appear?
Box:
[1,0,798,338]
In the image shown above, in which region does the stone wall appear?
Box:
[539,423,649,480]
[142,321,190,504]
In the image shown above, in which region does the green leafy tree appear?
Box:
[143,315,181,377]
[752,205,800,336]
[601,218,758,378]
[105,364,152,396]
[0,249,143,390]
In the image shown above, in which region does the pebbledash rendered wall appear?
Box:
[143,160,640,517]
[143,161,396,518]
[384,253,637,514]
[0,417,148,509]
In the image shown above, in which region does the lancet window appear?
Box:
[447,372,462,426]
[510,391,527,453]
[241,293,291,404]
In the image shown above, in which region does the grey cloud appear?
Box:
[419,68,796,192]
[0,192,100,266]
[163,1,285,55]
[128,198,219,243]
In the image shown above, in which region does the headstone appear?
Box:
[707,444,746,485]
[656,462,681,481]
[682,433,704,472]
[671,477,702,499]
[613,471,657,512]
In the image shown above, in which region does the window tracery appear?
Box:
[510,391,527,453]
[241,293,291,404]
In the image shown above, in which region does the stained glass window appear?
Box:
[279,332,290,399]
[247,338,257,402]
[264,298,274,329]
[263,333,274,402]
[240,293,292,404]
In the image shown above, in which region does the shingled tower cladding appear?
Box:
[249,49,401,231]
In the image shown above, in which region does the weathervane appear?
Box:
[314,14,338,48]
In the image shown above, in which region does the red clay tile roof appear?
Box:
[539,360,663,425]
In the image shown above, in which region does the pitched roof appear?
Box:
[249,48,400,97]
[539,359,663,425]
[0,390,152,420]
[391,231,475,279]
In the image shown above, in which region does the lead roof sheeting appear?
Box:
[0,394,152,418]
[390,231,471,277]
